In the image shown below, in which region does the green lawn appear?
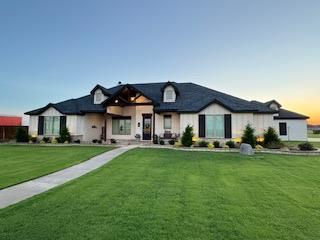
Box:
[1,148,319,239]
[0,145,113,189]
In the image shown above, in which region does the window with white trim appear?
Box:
[112,117,131,135]
[164,115,172,129]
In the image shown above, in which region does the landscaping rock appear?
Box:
[240,143,254,155]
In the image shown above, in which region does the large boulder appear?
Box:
[240,143,254,155]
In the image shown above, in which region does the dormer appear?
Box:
[161,82,179,103]
[90,85,109,104]
[265,100,282,111]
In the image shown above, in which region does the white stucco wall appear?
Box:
[253,114,276,137]
[82,113,105,142]
[274,119,308,141]
[154,112,180,136]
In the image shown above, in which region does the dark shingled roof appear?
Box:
[24,82,305,117]
[275,109,309,120]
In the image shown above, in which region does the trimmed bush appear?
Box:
[159,139,165,145]
[298,142,315,151]
[60,127,71,143]
[213,140,220,148]
[73,139,81,144]
[51,138,58,144]
[92,139,98,143]
[42,137,50,143]
[111,139,117,144]
[263,127,282,149]
[168,139,175,145]
[313,129,320,134]
[181,125,194,147]
[225,140,236,148]
[153,135,159,144]
[255,144,264,150]
[30,136,37,143]
[16,127,29,143]
[198,140,209,147]
[208,143,214,149]
[241,124,257,148]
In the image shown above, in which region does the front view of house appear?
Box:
[26,82,309,142]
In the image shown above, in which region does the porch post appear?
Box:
[104,110,107,142]
[152,108,156,141]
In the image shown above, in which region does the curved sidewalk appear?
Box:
[0,145,136,209]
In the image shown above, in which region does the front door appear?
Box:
[142,115,152,140]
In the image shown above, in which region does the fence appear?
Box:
[0,126,28,141]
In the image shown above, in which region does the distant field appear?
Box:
[308,130,320,138]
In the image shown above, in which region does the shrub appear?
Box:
[92,139,98,143]
[263,127,282,149]
[16,127,29,142]
[225,140,236,148]
[241,124,257,148]
[97,140,102,144]
[174,141,182,147]
[313,129,320,134]
[73,139,81,144]
[159,139,165,145]
[153,135,159,144]
[30,136,37,143]
[198,140,209,147]
[213,140,220,148]
[111,139,117,144]
[40,140,46,144]
[51,138,58,144]
[298,142,315,151]
[42,137,50,143]
[208,143,214,149]
[168,139,175,145]
[181,125,194,147]
[60,127,71,143]
[255,144,264,150]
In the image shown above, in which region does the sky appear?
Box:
[0,0,319,125]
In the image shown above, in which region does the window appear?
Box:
[95,92,102,102]
[165,89,173,100]
[205,115,224,138]
[164,115,172,129]
[44,116,60,135]
[112,117,131,135]
[279,122,287,136]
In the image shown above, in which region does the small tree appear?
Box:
[16,127,29,142]
[60,127,71,143]
[181,125,194,147]
[263,127,281,148]
[241,124,256,148]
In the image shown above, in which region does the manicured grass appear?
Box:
[1,148,320,239]
[283,141,320,149]
[0,145,113,189]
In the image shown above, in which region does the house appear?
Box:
[25,82,309,142]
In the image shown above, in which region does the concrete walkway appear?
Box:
[0,145,137,209]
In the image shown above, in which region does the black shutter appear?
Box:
[199,115,206,138]
[60,116,67,134]
[38,116,44,135]
[224,114,232,138]
[279,122,287,136]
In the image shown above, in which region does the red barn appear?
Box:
[0,116,22,126]
[0,115,24,141]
